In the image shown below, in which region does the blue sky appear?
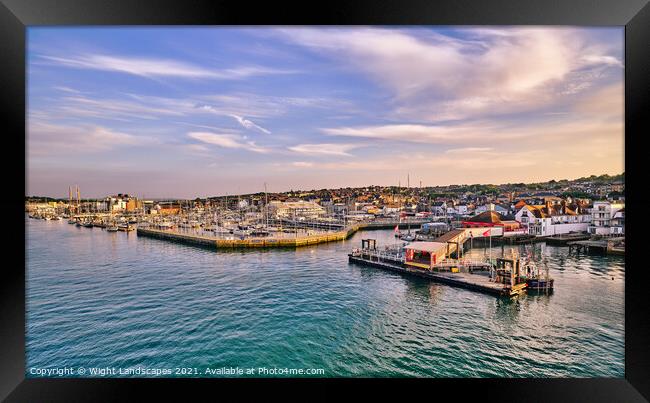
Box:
[27,27,624,199]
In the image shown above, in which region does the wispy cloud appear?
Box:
[28,122,143,155]
[26,27,623,196]
[230,114,271,134]
[445,147,494,154]
[291,161,314,167]
[187,131,270,153]
[183,143,211,154]
[322,124,489,143]
[52,86,81,94]
[39,53,296,80]
[54,95,190,121]
[288,143,360,156]
[277,27,623,122]
[198,93,347,119]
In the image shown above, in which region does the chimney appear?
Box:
[546,200,552,215]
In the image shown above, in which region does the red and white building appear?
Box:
[462,211,525,236]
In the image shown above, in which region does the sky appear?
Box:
[27,27,624,199]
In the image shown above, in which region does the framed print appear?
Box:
[2,0,649,401]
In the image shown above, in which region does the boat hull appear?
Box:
[526,278,554,291]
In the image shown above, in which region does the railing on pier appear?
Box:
[351,247,405,265]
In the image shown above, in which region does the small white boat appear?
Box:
[106,225,119,232]
[118,224,135,232]
[232,228,252,237]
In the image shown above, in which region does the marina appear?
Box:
[134,220,430,249]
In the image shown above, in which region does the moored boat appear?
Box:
[118,224,135,232]
[526,277,555,291]
[522,259,554,292]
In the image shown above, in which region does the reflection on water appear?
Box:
[26,218,624,377]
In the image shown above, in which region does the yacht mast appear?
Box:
[264,182,268,229]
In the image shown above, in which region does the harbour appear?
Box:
[25,217,625,377]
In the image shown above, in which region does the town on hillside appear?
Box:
[26,173,624,241]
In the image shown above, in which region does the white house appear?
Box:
[588,201,625,235]
[383,205,401,214]
[515,202,591,236]
[431,202,447,215]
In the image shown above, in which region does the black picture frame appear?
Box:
[2,0,648,401]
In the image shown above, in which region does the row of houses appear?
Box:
[466,200,624,237]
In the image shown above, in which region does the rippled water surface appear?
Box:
[26,218,625,377]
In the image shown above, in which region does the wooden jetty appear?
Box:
[568,237,625,255]
[491,233,539,245]
[544,233,591,246]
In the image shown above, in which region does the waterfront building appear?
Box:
[462,211,524,234]
[515,201,591,236]
[404,241,448,269]
[125,198,143,212]
[588,201,625,235]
